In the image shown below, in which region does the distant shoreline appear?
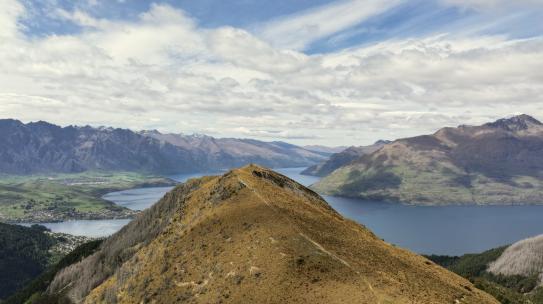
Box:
[0,172,177,224]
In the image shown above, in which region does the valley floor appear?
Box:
[0,171,176,223]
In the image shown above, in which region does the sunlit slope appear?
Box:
[48,165,497,303]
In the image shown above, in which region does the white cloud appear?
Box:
[0,0,24,38]
[256,0,403,50]
[0,2,543,146]
[234,127,321,140]
[441,0,543,10]
[55,9,114,29]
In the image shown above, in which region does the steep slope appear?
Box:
[302,140,390,177]
[140,131,325,169]
[489,234,543,283]
[313,115,543,205]
[0,223,89,300]
[0,120,324,175]
[45,165,496,303]
[428,235,543,304]
[4,239,103,304]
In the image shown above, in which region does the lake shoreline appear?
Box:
[0,174,177,224]
[16,167,543,256]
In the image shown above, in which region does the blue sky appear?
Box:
[21,0,336,38]
[19,0,542,53]
[1,0,543,145]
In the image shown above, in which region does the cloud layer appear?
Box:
[0,1,542,145]
[256,0,403,50]
[442,0,543,10]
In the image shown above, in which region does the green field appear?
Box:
[0,172,177,223]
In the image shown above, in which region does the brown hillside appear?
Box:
[313,114,543,205]
[302,140,390,177]
[48,165,497,303]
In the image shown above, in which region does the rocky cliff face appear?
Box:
[46,165,496,303]
[312,115,543,205]
[0,120,324,174]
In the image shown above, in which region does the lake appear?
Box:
[31,167,543,256]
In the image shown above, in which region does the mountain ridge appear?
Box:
[313,115,543,205]
[0,119,324,175]
[43,165,497,303]
[302,140,390,177]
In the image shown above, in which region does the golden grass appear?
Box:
[61,165,498,303]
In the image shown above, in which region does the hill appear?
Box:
[428,234,543,304]
[313,115,543,205]
[0,223,89,300]
[4,239,103,304]
[302,140,390,177]
[39,165,496,303]
[488,234,543,283]
[0,120,324,175]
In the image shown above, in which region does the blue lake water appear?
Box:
[31,167,543,256]
[101,171,227,211]
[22,219,132,238]
[102,187,174,211]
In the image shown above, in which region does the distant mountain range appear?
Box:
[313,115,543,205]
[35,166,495,303]
[140,130,325,170]
[302,145,348,155]
[302,140,391,177]
[0,119,325,175]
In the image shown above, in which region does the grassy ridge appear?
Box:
[48,165,497,304]
[0,171,176,223]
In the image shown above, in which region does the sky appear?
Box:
[0,0,542,146]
